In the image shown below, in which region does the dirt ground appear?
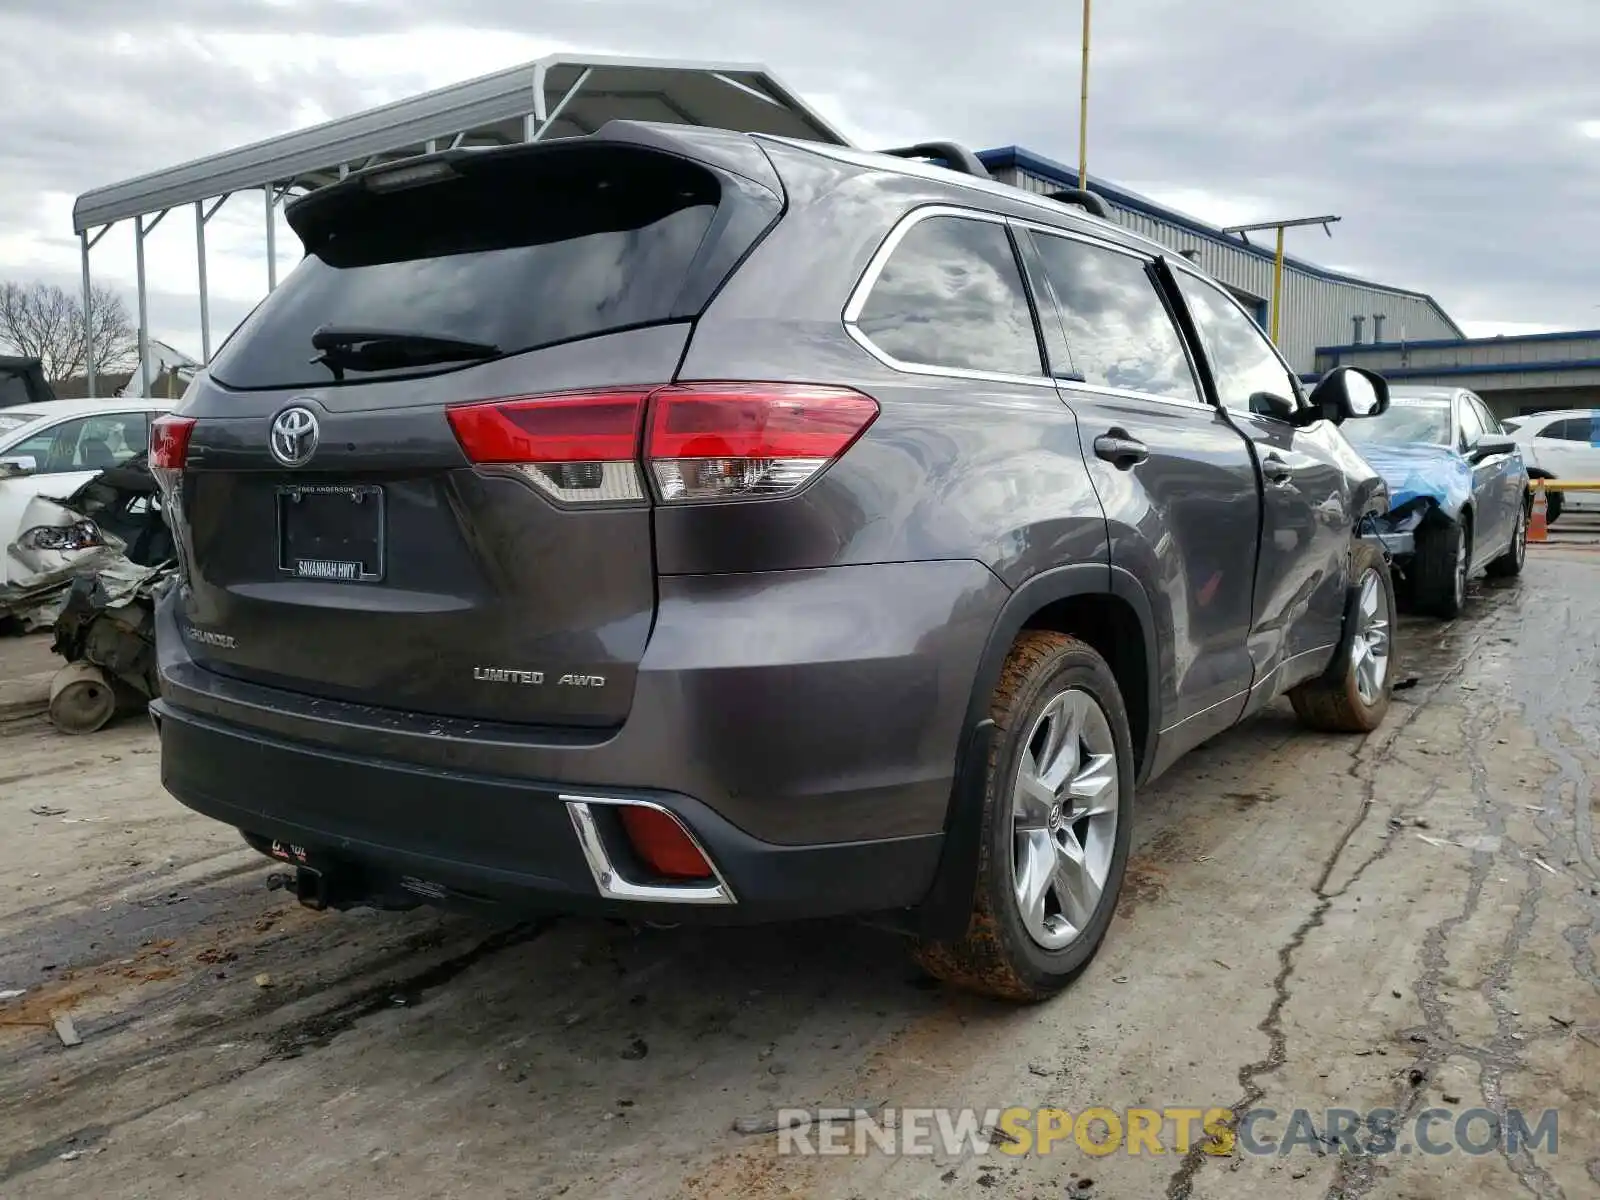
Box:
[2,543,1598,1200]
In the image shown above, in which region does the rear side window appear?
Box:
[1028,233,1200,403]
[1547,416,1595,442]
[209,146,738,390]
[853,215,1044,377]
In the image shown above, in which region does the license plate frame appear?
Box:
[276,483,386,583]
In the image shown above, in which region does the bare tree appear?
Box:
[0,281,137,383]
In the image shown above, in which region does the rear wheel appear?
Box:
[1486,501,1528,578]
[1289,541,1396,732]
[1412,516,1470,619]
[914,632,1134,1002]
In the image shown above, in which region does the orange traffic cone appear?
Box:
[1528,483,1548,544]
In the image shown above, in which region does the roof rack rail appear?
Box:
[878,142,992,179]
[1047,188,1112,220]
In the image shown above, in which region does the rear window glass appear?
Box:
[0,412,40,438]
[209,146,723,390]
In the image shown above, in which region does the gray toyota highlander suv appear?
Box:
[150,122,1398,1000]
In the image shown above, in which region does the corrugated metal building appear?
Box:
[1314,331,1600,419]
[979,147,1464,374]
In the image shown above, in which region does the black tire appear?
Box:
[1289,540,1397,733]
[914,631,1135,1002]
[1486,499,1528,578]
[1411,515,1470,619]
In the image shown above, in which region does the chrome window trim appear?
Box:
[844,204,1219,411]
[843,205,1057,389]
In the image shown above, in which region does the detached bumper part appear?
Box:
[1364,529,1414,557]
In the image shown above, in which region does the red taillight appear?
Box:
[646,384,878,502]
[617,806,714,881]
[149,414,196,471]
[446,390,649,504]
[444,383,877,505]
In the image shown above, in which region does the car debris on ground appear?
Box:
[0,452,175,733]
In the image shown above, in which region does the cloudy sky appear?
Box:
[3,0,1596,368]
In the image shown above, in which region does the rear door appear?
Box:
[166,140,782,728]
[1167,267,1353,691]
[1018,225,1261,741]
[1462,392,1520,554]
[1532,415,1600,508]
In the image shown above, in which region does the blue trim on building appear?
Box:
[1316,328,1600,357]
[1328,359,1600,382]
[978,145,1467,340]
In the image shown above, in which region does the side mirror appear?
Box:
[1469,434,1516,463]
[1307,366,1389,425]
[1248,392,1298,422]
[0,454,38,477]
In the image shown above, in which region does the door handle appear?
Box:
[1262,452,1294,484]
[1093,432,1149,470]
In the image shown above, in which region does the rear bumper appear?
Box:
[153,699,946,922]
[153,559,1006,922]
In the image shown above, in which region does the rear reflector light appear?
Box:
[149,414,196,471]
[617,806,714,880]
[445,383,877,505]
[646,384,878,502]
[446,390,647,504]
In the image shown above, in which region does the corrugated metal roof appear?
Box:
[978,145,1465,336]
[73,55,849,232]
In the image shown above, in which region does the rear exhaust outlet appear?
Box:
[294,866,329,911]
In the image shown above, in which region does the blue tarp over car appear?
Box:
[1358,443,1474,516]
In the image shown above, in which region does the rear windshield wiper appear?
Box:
[309,325,501,378]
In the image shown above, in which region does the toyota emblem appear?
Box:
[270,406,320,467]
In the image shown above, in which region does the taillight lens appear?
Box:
[446,390,648,504]
[445,383,878,505]
[150,414,196,471]
[646,384,878,502]
[149,414,196,497]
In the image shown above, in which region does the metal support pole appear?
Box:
[1222,214,1341,347]
[1271,226,1286,343]
[80,231,95,397]
[529,68,592,143]
[135,216,151,399]
[195,202,211,362]
[265,186,278,292]
[1078,0,1092,188]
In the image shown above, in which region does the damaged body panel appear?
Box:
[0,452,175,732]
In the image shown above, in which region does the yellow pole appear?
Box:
[1270,224,1286,343]
[1079,0,1092,190]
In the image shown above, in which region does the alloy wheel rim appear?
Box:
[1351,567,1391,705]
[1010,687,1119,951]
[1514,506,1527,565]
[1454,526,1469,606]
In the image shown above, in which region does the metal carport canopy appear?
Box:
[73,54,850,230]
[69,55,851,399]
